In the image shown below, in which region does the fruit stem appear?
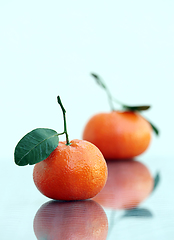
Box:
[91,73,159,136]
[57,96,71,145]
[105,86,115,111]
[91,73,115,111]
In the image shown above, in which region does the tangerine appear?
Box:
[82,73,159,159]
[83,111,152,159]
[33,139,108,201]
[93,160,153,209]
[34,200,108,240]
[14,96,108,201]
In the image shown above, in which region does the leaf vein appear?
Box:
[17,133,58,165]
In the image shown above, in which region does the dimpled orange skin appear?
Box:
[33,139,108,201]
[83,111,152,160]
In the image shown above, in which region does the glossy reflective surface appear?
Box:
[1,156,174,239]
[93,160,154,210]
[34,200,108,239]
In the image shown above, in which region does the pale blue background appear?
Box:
[0,1,174,239]
[0,0,174,161]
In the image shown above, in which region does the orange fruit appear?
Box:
[33,139,108,201]
[83,111,152,160]
[93,160,153,209]
[33,200,108,240]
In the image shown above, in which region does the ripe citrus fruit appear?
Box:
[83,111,152,159]
[93,160,153,209]
[33,139,108,201]
[34,200,108,240]
[14,96,107,201]
[82,73,158,160]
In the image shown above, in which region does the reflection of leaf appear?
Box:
[152,172,160,192]
[122,208,153,218]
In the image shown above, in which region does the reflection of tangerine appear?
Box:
[33,139,107,201]
[93,160,153,209]
[33,200,108,240]
[83,111,152,159]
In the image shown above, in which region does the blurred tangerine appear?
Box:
[83,111,152,160]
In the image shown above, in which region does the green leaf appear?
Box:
[14,128,59,166]
[122,208,153,218]
[123,105,151,111]
[91,73,106,89]
[90,72,159,135]
[152,172,160,192]
[148,120,159,136]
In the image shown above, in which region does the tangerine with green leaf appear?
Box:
[14,96,107,201]
[83,74,159,160]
